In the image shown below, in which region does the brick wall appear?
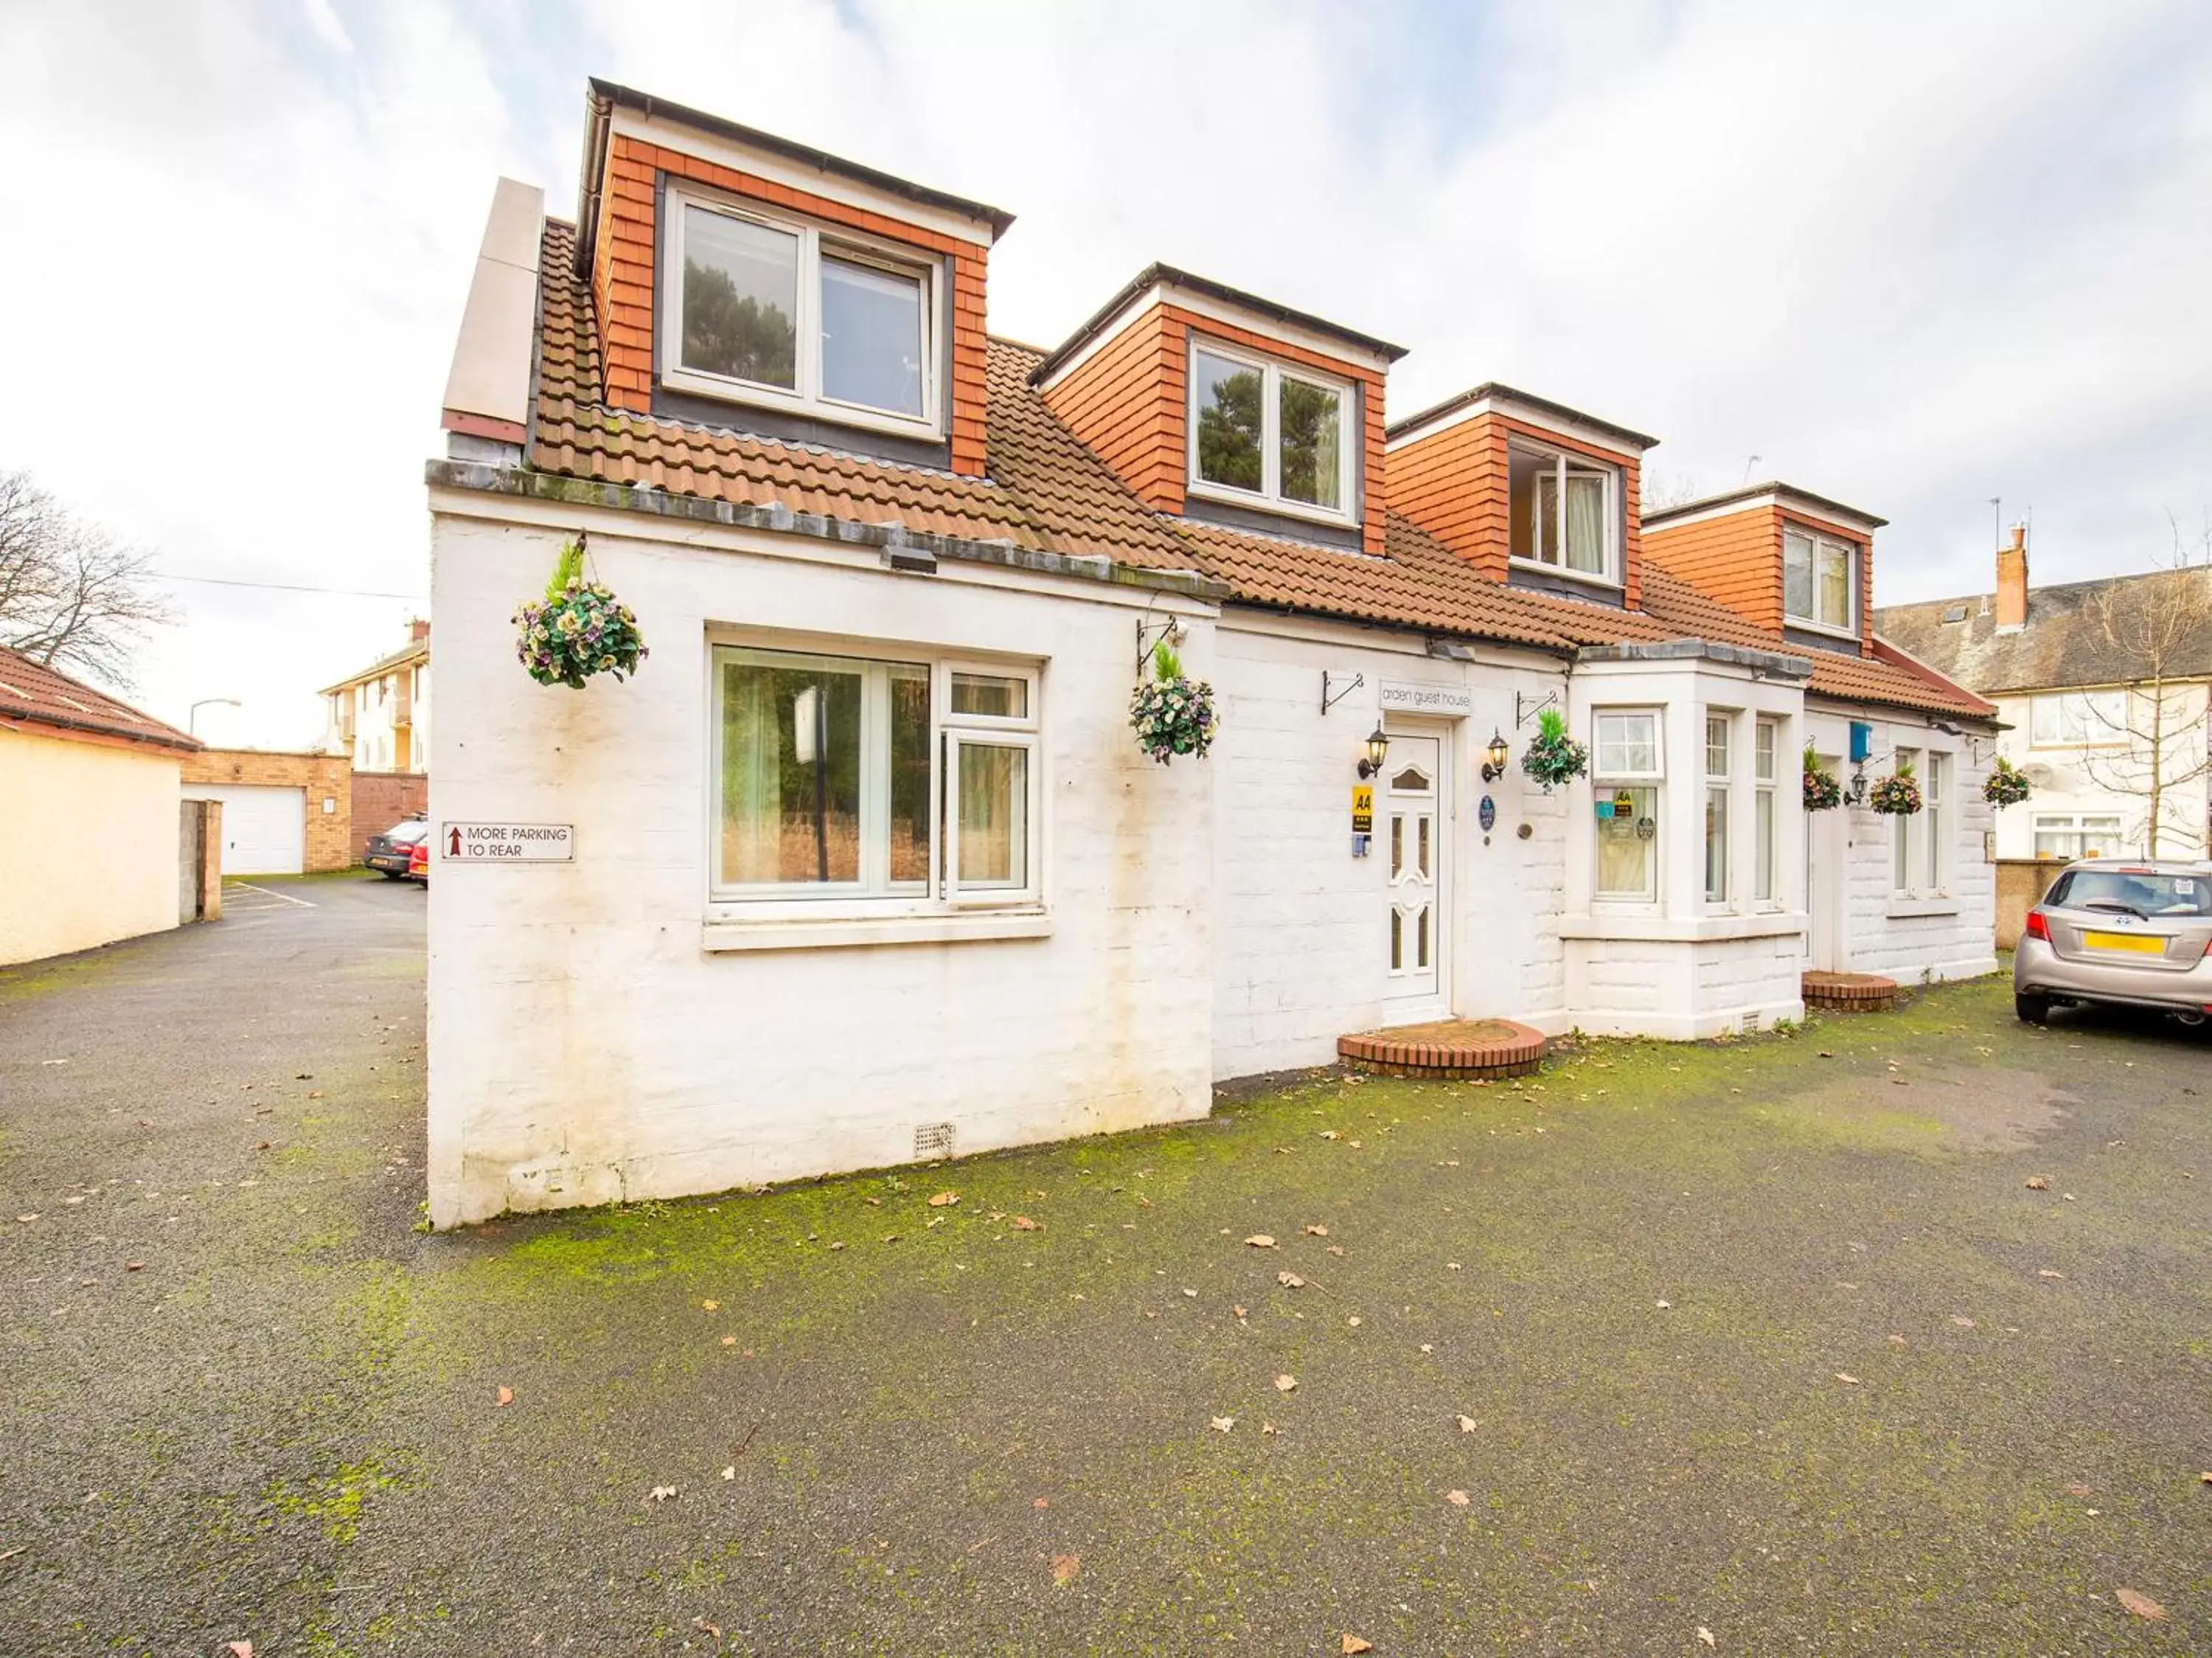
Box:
[1644,505,1782,631]
[1042,300,1391,557]
[179,749,353,873]
[594,132,992,476]
[1388,412,1644,606]
[352,771,429,860]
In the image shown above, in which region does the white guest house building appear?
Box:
[422,82,1999,1226]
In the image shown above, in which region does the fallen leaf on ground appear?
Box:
[2038,1269,2065,1280]
[1262,1421,1279,1435]
[1888,1333,1907,1345]
[1051,1553,1080,1584]
[2116,1588,2166,1620]
[1320,1131,1342,1140]
[647,1485,678,1503]
[1274,1374,1297,1392]
[1445,1489,1470,1506]
[125,1262,144,1272]
[1341,1637,1372,1654]
[692,1617,721,1640]
[2025,1176,2050,1190]
[1211,1416,1234,1432]
[1457,1415,1478,1432]
[228,1644,253,1658]
[1182,1287,1197,1297]
[2200,1471,2212,1485]
[828,1241,846,1251]
[1834,1373,1860,1385]
[1231,1305,1247,1318]
[1697,1628,1717,1648]
[495,1387,513,1407]
[702,1300,719,1311]
[721,1335,737,1346]
[1011,1216,1040,1231]
[1655,1299,1671,1309]
[1951,1316,1976,1328]
[1245,1235,1276,1248]
[1277,1272,1305,1288]
[928,1191,959,1206]
[1326,1245,1346,1257]
[2065,1482,2091,1496]
[1304,1224,1329,1236]
[1033,1496,1048,1509]
[720,1466,736,1480]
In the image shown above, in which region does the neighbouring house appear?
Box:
[420,80,1999,1227]
[1879,527,2212,864]
[324,620,431,775]
[0,644,203,966]
[180,749,354,875]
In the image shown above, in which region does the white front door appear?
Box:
[1806,763,1844,971]
[1384,733,1444,1005]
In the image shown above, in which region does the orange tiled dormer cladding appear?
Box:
[1385,397,1652,609]
[591,132,993,476]
[1641,488,1882,653]
[1039,298,1392,558]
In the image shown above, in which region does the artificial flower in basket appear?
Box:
[1129,639,1217,765]
[1983,754,2032,808]
[1868,760,1923,816]
[1519,707,1589,792]
[512,538,647,690]
[1802,746,1844,811]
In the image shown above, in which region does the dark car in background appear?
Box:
[366,818,428,879]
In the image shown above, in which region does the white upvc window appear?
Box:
[2028,689,2127,748]
[1890,747,1952,897]
[709,644,1040,913]
[1593,710,1662,902]
[1509,440,1621,587]
[1703,712,1733,904]
[664,185,944,440]
[2032,812,2125,860]
[1753,717,1780,904]
[1186,339,1357,527]
[1783,528,1857,634]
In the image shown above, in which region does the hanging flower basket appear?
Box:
[1802,747,1844,811]
[1983,755,2032,808]
[512,538,647,690]
[1868,762,1922,816]
[1519,707,1588,793]
[1129,639,1217,765]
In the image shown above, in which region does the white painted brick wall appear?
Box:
[425,500,1216,1225]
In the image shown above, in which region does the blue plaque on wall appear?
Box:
[1478,795,1496,832]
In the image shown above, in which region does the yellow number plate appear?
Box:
[2082,930,2163,954]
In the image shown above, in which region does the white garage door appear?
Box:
[181,784,307,875]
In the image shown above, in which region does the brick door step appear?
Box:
[1338,1019,1549,1080]
[1801,971,1899,1013]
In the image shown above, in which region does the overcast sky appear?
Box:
[2,0,2207,746]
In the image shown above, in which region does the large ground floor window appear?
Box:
[2032,812,2124,861]
[1593,710,1662,901]
[712,643,1039,906]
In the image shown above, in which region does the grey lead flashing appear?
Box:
[1576,638,1813,679]
[422,460,1228,602]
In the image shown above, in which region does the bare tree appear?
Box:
[0,470,175,689]
[2075,518,2212,856]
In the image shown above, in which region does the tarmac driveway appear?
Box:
[3,883,2210,1655]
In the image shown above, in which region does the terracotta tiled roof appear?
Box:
[523,219,1989,721]
[0,645,200,753]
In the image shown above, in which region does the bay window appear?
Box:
[1593,710,1662,901]
[1510,442,1619,584]
[1783,529,1856,633]
[1189,341,1355,522]
[666,187,941,435]
[711,644,1039,910]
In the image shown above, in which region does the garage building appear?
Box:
[180,749,354,875]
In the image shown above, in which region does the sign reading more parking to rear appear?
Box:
[440,822,573,863]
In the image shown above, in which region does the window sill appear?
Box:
[1559,912,1807,943]
[660,367,945,446]
[1184,476,1359,533]
[1783,614,1857,642]
[701,909,1051,953]
[1508,557,1622,592]
[1885,896,1958,919]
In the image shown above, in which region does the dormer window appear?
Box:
[1188,341,1355,525]
[664,186,941,436]
[1509,440,1620,586]
[1783,529,1856,634]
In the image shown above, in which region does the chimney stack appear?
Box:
[409,617,431,644]
[1994,521,2028,631]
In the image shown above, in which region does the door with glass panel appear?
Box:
[1384,734,1444,1004]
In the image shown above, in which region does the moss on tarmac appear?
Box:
[4,894,2211,1654]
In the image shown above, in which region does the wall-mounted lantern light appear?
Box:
[1480,728,1511,783]
[1357,724,1391,778]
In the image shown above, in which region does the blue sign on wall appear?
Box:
[1850,721,1874,763]
[1478,795,1497,832]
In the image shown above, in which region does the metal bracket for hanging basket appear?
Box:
[1515,689,1560,728]
[1135,614,1184,676]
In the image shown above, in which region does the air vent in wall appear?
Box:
[914,1121,956,1159]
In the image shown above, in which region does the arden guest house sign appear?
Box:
[1377,680,1474,718]
[441,822,574,862]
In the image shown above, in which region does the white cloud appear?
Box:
[1,0,2205,743]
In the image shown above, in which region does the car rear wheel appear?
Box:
[2014,993,2051,1024]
